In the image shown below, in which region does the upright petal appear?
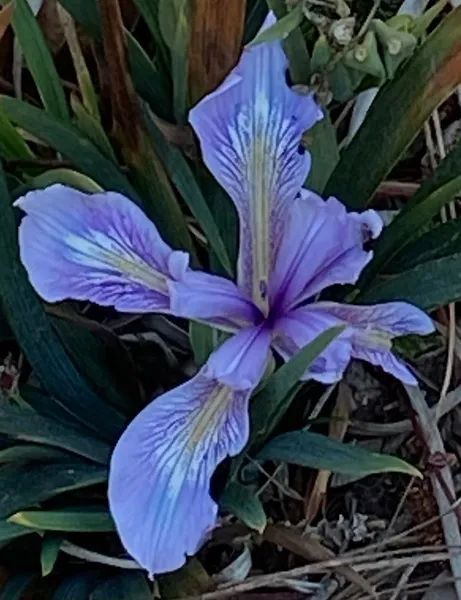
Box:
[310,301,434,384]
[270,190,382,313]
[204,324,273,389]
[15,185,188,312]
[189,17,322,315]
[108,373,251,575]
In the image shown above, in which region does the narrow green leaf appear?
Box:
[0,404,111,464]
[144,109,232,275]
[248,3,303,46]
[0,97,140,204]
[219,482,267,532]
[325,6,461,208]
[304,111,339,194]
[133,0,170,74]
[267,0,310,84]
[0,161,126,440]
[359,175,461,288]
[0,107,34,159]
[71,96,117,162]
[0,444,69,464]
[0,573,36,600]
[158,0,190,123]
[91,574,151,600]
[258,430,421,477]
[58,0,173,120]
[385,218,461,274]
[0,461,107,519]
[53,574,100,600]
[12,0,69,121]
[249,326,345,452]
[11,507,114,532]
[16,169,104,195]
[158,559,211,599]
[189,321,217,367]
[0,520,34,542]
[41,535,62,576]
[360,253,461,309]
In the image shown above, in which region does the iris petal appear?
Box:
[204,324,273,389]
[189,15,322,314]
[15,185,188,313]
[270,190,382,312]
[108,372,251,575]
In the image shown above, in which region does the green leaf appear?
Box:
[0,573,36,600]
[385,218,461,274]
[248,3,303,46]
[91,574,151,600]
[0,461,107,519]
[267,0,310,84]
[158,0,190,123]
[158,559,211,599]
[359,175,461,288]
[257,430,421,477]
[53,574,100,600]
[0,107,34,159]
[0,405,111,464]
[0,444,69,464]
[0,520,34,543]
[0,161,126,440]
[189,321,217,368]
[133,0,170,75]
[325,6,461,208]
[304,111,340,194]
[144,109,232,275]
[71,96,117,162]
[0,97,140,204]
[58,0,173,120]
[219,482,266,532]
[360,253,461,309]
[17,168,104,195]
[249,326,345,452]
[11,507,114,532]
[11,0,69,121]
[41,535,62,576]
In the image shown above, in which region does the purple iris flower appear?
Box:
[15,14,433,576]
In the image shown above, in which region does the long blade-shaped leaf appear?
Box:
[12,0,69,121]
[258,430,420,477]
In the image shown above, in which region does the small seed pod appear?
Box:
[371,19,417,78]
[343,31,386,81]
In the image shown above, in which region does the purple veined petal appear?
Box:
[204,324,273,389]
[270,190,382,312]
[169,270,262,330]
[274,307,352,383]
[108,372,251,575]
[15,184,189,313]
[189,14,323,315]
[308,301,434,384]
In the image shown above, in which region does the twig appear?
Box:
[405,385,461,600]
[431,110,458,408]
[349,383,461,436]
[388,564,415,600]
[183,553,450,600]
[60,540,140,569]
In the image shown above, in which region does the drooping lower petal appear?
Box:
[204,324,273,389]
[274,307,352,383]
[189,14,322,314]
[15,184,188,312]
[310,301,434,384]
[169,270,261,330]
[270,190,382,312]
[108,372,251,575]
